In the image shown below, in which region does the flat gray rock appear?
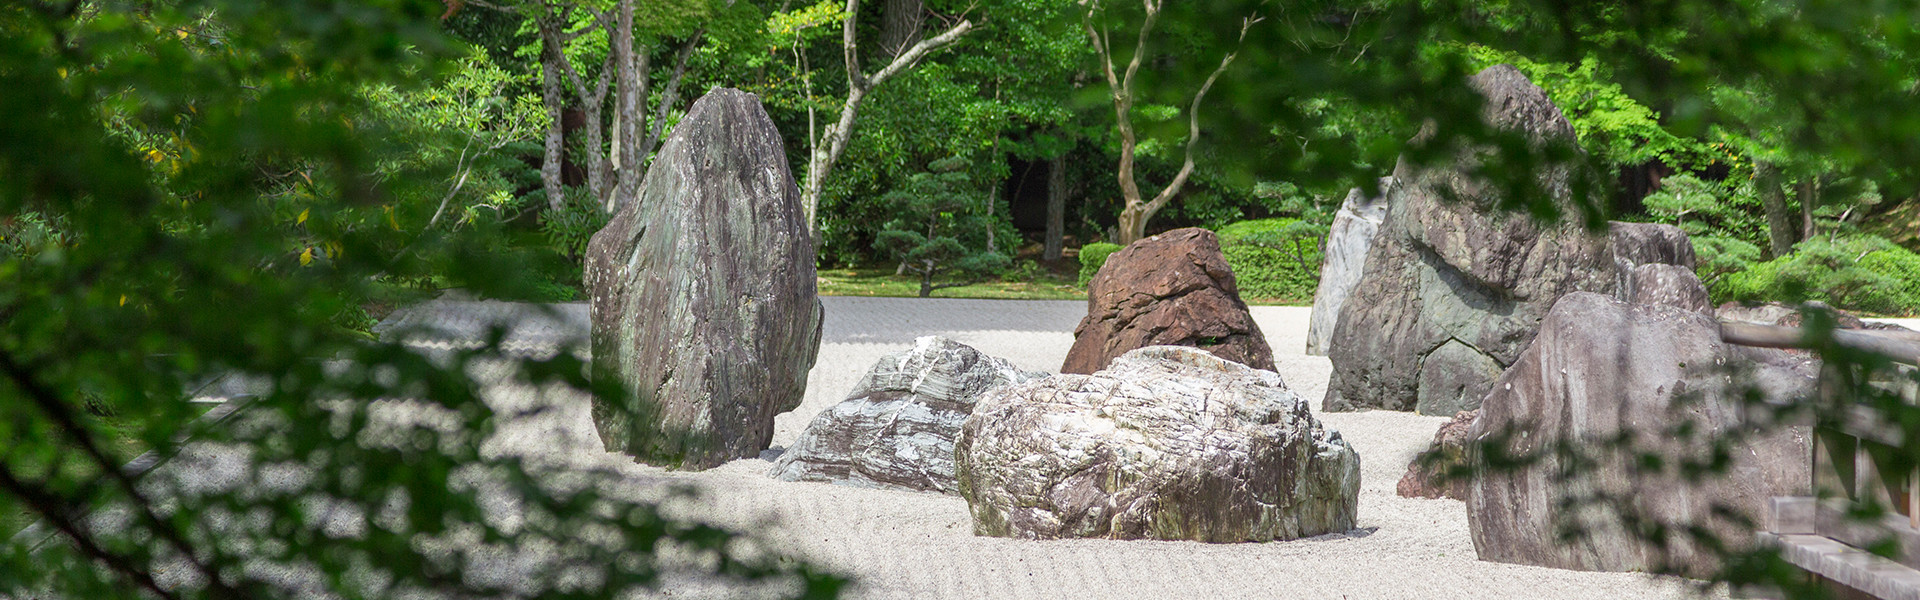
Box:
[769,336,1045,493]
[956,346,1359,542]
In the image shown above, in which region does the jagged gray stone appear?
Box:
[584,88,822,470]
[1467,292,1814,577]
[1306,179,1392,356]
[956,346,1360,542]
[1625,263,1711,312]
[769,336,1045,494]
[1321,65,1695,415]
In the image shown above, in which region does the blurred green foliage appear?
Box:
[0,2,838,599]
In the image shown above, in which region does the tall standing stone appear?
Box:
[1466,292,1813,576]
[585,88,822,470]
[1306,179,1391,356]
[1063,228,1274,374]
[1321,65,1693,415]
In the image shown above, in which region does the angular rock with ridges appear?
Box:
[1321,65,1694,415]
[584,88,822,470]
[957,346,1359,542]
[769,336,1045,493]
[1063,228,1273,374]
[1396,410,1477,500]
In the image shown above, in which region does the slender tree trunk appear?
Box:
[610,0,648,212]
[1044,155,1065,261]
[638,31,705,167]
[1116,205,1150,246]
[879,0,923,59]
[1756,161,1796,258]
[919,261,934,297]
[538,23,566,211]
[1798,177,1821,241]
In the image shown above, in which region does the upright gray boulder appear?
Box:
[585,88,822,470]
[769,337,1045,493]
[1467,292,1813,576]
[1625,263,1711,312]
[1321,65,1694,415]
[1306,180,1392,356]
[957,346,1359,542]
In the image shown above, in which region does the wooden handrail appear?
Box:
[1718,321,1920,366]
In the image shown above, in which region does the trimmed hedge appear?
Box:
[1720,235,1920,316]
[1077,242,1122,286]
[1217,218,1323,302]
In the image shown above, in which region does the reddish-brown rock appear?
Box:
[1396,410,1477,500]
[1062,228,1274,374]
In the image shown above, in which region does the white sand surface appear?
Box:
[571,306,1720,599]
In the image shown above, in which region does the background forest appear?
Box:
[239,0,1920,314]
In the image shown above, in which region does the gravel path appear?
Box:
[73,297,1716,599]
[369,296,1713,599]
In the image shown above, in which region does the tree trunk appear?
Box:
[1756,161,1796,258]
[879,0,923,59]
[539,24,566,211]
[1798,177,1821,241]
[1087,3,1248,248]
[1044,156,1065,261]
[1117,204,1150,246]
[611,0,647,212]
[919,260,934,297]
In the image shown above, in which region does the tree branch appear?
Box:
[640,29,706,165]
[0,464,181,600]
[842,0,865,90]
[865,18,972,89]
[0,349,239,599]
[1144,15,1256,215]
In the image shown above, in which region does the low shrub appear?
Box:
[1721,234,1920,316]
[1077,242,1123,286]
[1216,218,1324,302]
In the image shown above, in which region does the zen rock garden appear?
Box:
[576,68,1847,584]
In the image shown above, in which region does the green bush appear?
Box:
[538,187,609,263]
[1077,242,1123,285]
[1721,235,1920,315]
[1217,218,1324,302]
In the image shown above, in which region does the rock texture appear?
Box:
[1609,222,1698,292]
[1467,292,1814,577]
[956,346,1360,542]
[1396,410,1477,501]
[1306,179,1392,356]
[1063,228,1273,374]
[1625,264,1711,312]
[1321,65,1695,415]
[769,337,1045,493]
[584,88,822,470]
